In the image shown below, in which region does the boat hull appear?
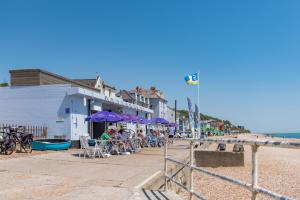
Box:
[32,139,71,151]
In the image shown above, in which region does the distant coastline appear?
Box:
[261,132,300,139]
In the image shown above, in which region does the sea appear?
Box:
[265,133,300,139]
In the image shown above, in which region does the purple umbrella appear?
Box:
[137,117,150,124]
[85,111,122,122]
[150,117,169,125]
[168,122,178,127]
[120,114,138,123]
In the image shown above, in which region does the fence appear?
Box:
[0,123,48,138]
[164,138,300,200]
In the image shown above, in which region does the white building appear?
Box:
[166,106,175,123]
[0,69,153,146]
[129,86,168,119]
[116,89,151,119]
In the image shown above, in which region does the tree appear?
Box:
[0,82,8,87]
[178,110,189,118]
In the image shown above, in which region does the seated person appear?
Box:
[168,129,174,139]
[115,129,129,152]
[100,130,111,141]
[137,130,147,148]
[116,129,128,141]
[146,129,159,146]
[99,129,116,152]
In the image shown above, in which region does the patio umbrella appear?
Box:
[85,111,123,134]
[136,117,149,124]
[149,117,169,125]
[120,114,138,123]
[168,122,178,127]
[149,117,169,137]
[85,111,123,122]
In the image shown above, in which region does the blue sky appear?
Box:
[0,0,299,133]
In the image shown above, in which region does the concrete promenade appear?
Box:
[0,144,188,200]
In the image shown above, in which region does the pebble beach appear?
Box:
[182,134,300,200]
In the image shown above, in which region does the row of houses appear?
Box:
[0,69,175,146]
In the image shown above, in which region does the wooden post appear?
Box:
[251,145,258,200]
[189,140,194,200]
[164,135,168,191]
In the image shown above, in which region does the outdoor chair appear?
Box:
[80,133,90,153]
[146,134,158,147]
[117,139,131,155]
[131,137,142,152]
[107,140,124,155]
[217,143,226,151]
[233,144,244,153]
[79,136,107,158]
[126,131,141,153]
[97,140,111,157]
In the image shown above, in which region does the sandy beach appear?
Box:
[181,134,300,200]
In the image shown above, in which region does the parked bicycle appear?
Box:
[7,126,33,153]
[0,127,16,155]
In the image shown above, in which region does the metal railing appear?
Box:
[164,138,300,200]
[0,123,48,138]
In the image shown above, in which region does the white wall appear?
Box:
[69,95,89,140]
[104,88,116,98]
[0,85,72,139]
[149,98,168,119]
[149,99,159,118]
[91,99,102,111]
[122,107,137,116]
[167,107,175,122]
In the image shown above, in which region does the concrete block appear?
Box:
[194,150,244,167]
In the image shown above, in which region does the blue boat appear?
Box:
[32,139,71,151]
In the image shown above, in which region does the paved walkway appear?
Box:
[0,144,188,200]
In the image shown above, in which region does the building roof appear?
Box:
[9,69,100,92]
[73,78,116,90]
[116,90,136,100]
[72,79,96,87]
[130,86,167,102]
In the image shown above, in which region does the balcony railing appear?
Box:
[137,101,150,108]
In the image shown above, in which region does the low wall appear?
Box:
[194,150,244,167]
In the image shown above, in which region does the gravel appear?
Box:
[181,134,300,200]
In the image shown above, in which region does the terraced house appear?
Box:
[129,86,168,119]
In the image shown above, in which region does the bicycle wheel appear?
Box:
[23,139,33,153]
[5,141,16,155]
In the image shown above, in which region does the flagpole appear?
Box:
[197,70,200,139]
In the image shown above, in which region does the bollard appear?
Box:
[251,145,258,200]
[164,136,168,191]
[189,140,194,200]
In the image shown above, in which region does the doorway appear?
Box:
[92,122,105,139]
